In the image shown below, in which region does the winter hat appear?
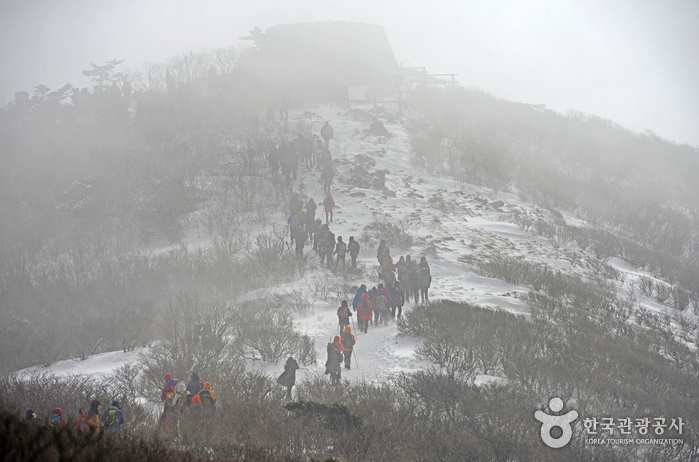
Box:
[399,256,405,262]
[164,373,172,381]
[191,372,200,380]
[337,236,343,242]
[192,395,202,405]
[421,256,426,262]
[361,293,368,301]
[176,382,186,394]
[341,300,348,307]
[26,409,37,420]
[334,336,340,343]
[203,382,211,389]
[112,401,119,408]
[349,236,354,241]
[52,407,63,417]
[90,400,101,409]
[406,255,412,261]
[344,326,351,333]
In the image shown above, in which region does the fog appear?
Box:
[1,0,698,145]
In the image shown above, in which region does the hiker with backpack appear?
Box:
[323,192,335,224]
[419,256,432,302]
[353,284,367,312]
[312,134,324,166]
[337,300,352,331]
[305,198,317,222]
[277,356,300,400]
[407,255,421,304]
[103,401,125,433]
[335,236,347,268]
[187,372,204,396]
[325,337,344,384]
[377,240,390,263]
[48,407,67,428]
[288,211,301,244]
[174,381,188,410]
[323,229,336,268]
[374,286,388,326]
[357,293,373,334]
[162,373,178,410]
[390,281,404,319]
[313,220,325,255]
[379,253,394,281]
[25,409,40,424]
[348,236,360,269]
[199,382,216,408]
[340,326,356,370]
[321,165,335,195]
[320,121,334,149]
[294,225,307,258]
[86,400,101,433]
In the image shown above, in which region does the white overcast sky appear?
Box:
[1,0,698,146]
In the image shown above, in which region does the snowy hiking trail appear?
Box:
[19,102,691,387]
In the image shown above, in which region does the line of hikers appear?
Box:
[24,399,125,434]
[160,372,217,431]
[376,241,432,304]
[268,121,335,185]
[325,313,357,385]
[287,193,361,267]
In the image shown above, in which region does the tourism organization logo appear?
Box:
[535,397,579,448]
[535,397,686,449]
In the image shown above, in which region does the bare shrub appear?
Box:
[231,300,301,363]
[361,220,414,249]
[138,293,241,400]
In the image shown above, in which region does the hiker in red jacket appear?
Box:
[357,293,373,334]
[323,193,335,224]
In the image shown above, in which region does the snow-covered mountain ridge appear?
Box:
[22,102,696,384]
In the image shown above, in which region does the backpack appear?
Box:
[342,334,354,349]
[359,301,371,315]
[338,306,347,318]
[165,392,175,405]
[337,242,347,256]
[78,411,89,432]
[331,346,343,363]
[398,266,409,282]
[409,265,420,282]
[105,409,120,428]
[375,295,386,312]
[349,241,360,256]
[199,388,216,406]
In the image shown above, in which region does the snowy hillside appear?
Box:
[20,102,686,387]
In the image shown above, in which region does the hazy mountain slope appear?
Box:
[22,101,694,386]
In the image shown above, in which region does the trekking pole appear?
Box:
[352,349,359,369]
